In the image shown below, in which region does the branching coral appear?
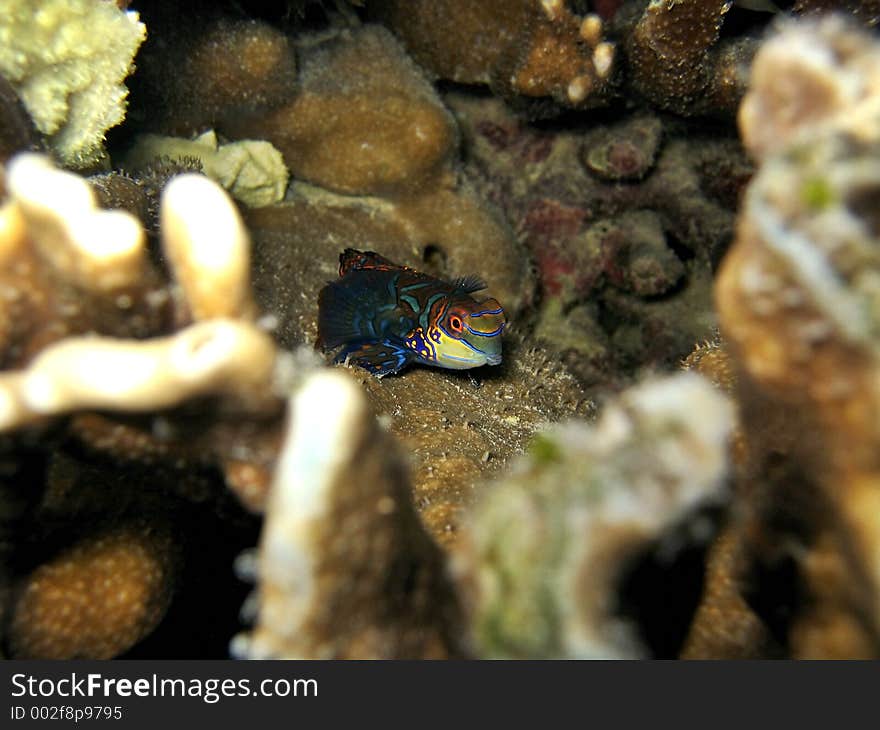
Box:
[0,320,278,431]
[6,1,880,663]
[0,153,288,657]
[237,371,732,659]
[0,0,146,168]
[624,0,755,116]
[685,16,880,658]
[236,371,465,659]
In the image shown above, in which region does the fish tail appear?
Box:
[317,279,363,349]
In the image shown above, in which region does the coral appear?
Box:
[624,0,756,116]
[0,153,288,656]
[580,113,663,182]
[134,21,533,312]
[0,0,146,168]
[453,373,733,658]
[224,25,457,197]
[6,154,147,294]
[0,153,168,369]
[0,320,278,430]
[737,14,880,160]
[12,1,880,662]
[241,190,591,541]
[680,526,780,659]
[130,16,298,137]
[7,522,177,659]
[159,173,259,322]
[89,157,204,238]
[234,371,734,659]
[688,16,880,658]
[0,147,583,657]
[124,131,289,208]
[368,0,616,109]
[245,188,530,350]
[235,371,464,659]
[793,1,880,26]
[446,91,749,380]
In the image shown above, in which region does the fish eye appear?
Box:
[449,315,463,332]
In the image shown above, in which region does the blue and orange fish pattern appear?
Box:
[317,249,507,377]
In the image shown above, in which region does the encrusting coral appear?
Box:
[0,0,146,168]
[446,90,749,382]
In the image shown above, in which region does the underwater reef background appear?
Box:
[1,0,880,659]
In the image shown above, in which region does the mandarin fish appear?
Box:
[317,249,507,377]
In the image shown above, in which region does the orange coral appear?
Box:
[369,0,615,108]
[7,524,177,659]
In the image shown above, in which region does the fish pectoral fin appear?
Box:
[335,340,415,377]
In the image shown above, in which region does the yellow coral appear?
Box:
[0,0,146,167]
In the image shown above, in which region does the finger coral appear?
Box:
[4,0,880,663]
[625,0,754,116]
[0,153,286,657]
[0,0,146,168]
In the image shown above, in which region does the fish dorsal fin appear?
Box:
[339,249,407,276]
[450,274,487,294]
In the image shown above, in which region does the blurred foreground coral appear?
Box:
[685,16,880,658]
